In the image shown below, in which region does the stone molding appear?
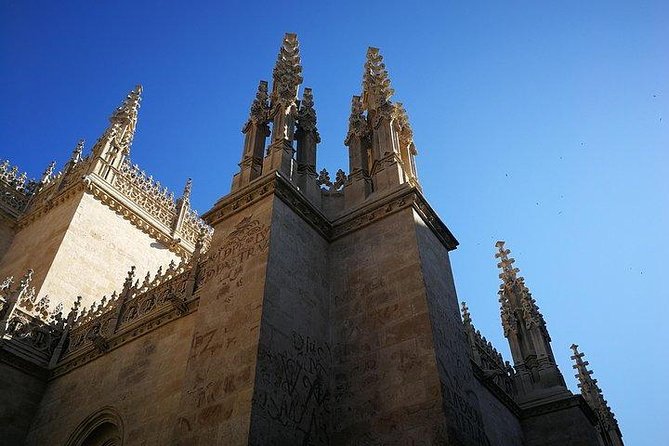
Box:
[50,297,198,380]
[82,173,195,258]
[204,170,458,250]
[471,360,521,417]
[520,393,599,425]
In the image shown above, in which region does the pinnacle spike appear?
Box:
[362,47,394,111]
[271,33,303,103]
[182,178,192,201]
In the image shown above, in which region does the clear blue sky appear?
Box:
[2,1,667,443]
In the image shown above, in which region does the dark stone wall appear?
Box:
[522,397,602,446]
[0,352,47,446]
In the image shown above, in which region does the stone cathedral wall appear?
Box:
[0,193,82,301]
[172,195,274,444]
[24,313,195,445]
[0,217,16,261]
[245,196,331,445]
[329,207,449,444]
[0,359,47,446]
[39,192,181,309]
[414,211,525,446]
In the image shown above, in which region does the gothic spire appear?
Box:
[295,88,320,199]
[265,33,303,175]
[494,240,567,397]
[110,84,142,128]
[362,47,394,112]
[495,240,545,329]
[271,33,303,105]
[233,80,272,191]
[570,344,623,445]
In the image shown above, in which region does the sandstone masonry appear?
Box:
[0,33,623,446]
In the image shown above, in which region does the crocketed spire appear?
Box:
[271,33,303,104]
[362,47,394,111]
[494,240,567,398]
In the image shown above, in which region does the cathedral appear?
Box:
[0,34,623,445]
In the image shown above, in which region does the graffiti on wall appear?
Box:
[254,330,332,445]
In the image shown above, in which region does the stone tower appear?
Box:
[0,33,622,446]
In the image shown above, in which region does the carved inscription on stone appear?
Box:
[254,330,332,445]
[200,216,270,300]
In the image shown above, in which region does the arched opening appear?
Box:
[65,407,124,446]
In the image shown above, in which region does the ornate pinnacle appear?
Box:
[41,161,56,183]
[271,33,303,104]
[182,178,192,202]
[296,88,320,141]
[110,84,142,126]
[18,269,34,291]
[570,344,619,431]
[245,80,270,127]
[395,103,416,154]
[461,301,472,325]
[362,47,394,111]
[122,265,136,292]
[344,95,368,145]
[495,241,519,283]
[70,139,84,164]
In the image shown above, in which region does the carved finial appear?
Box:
[362,47,394,111]
[122,265,136,293]
[333,169,346,191]
[182,178,192,202]
[41,161,56,184]
[71,139,84,164]
[495,240,519,283]
[316,169,332,189]
[142,271,151,289]
[0,276,13,291]
[18,269,34,291]
[67,296,82,322]
[345,95,367,146]
[106,84,142,153]
[296,88,320,139]
[246,80,270,126]
[461,301,472,325]
[271,33,303,104]
[111,85,142,124]
[395,103,416,154]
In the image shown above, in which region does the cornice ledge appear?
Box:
[84,174,193,258]
[520,393,597,424]
[471,360,521,416]
[17,182,85,229]
[330,185,458,251]
[203,173,278,226]
[0,342,49,380]
[411,188,459,251]
[272,172,331,238]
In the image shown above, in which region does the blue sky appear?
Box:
[1,1,667,443]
